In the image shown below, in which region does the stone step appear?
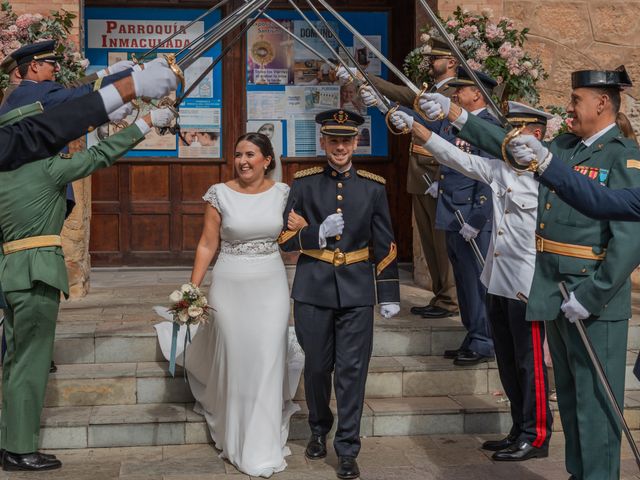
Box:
[4,352,640,408]
[14,391,640,450]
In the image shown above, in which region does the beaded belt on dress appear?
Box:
[220,240,279,257]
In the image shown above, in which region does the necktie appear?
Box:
[571,141,587,160]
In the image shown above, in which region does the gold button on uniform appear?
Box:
[545,203,552,210]
[336,235,341,241]
[494,252,500,257]
[539,222,545,229]
[337,182,343,188]
[331,171,337,177]
[581,267,587,273]
[504,209,510,214]
[498,229,504,236]
[507,187,512,193]
[336,208,342,213]
[440,174,444,180]
[337,195,343,201]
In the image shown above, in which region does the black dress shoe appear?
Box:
[453,350,493,366]
[492,441,548,461]
[305,434,327,459]
[482,435,518,451]
[49,361,57,373]
[336,456,360,479]
[3,451,62,471]
[421,306,458,318]
[0,449,56,461]
[410,304,434,315]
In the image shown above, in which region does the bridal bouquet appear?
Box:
[166,283,212,377]
[167,283,212,326]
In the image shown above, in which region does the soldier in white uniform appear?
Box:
[374,94,553,461]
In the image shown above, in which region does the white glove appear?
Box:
[150,107,178,128]
[561,292,590,324]
[459,223,480,242]
[336,65,358,85]
[419,93,451,121]
[107,102,134,122]
[319,213,344,238]
[107,59,135,75]
[425,181,439,198]
[380,302,400,319]
[131,61,179,99]
[390,111,414,132]
[359,85,383,108]
[508,134,550,166]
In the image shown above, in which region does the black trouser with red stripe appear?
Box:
[487,293,552,448]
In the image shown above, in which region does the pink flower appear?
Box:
[544,116,563,141]
[474,44,490,61]
[485,24,504,41]
[15,14,36,30]
[457,25,478,40]
[498,42,513,59]
[467,59,483,71]
[446,20,459,29]
[420,33,430,44]
[530,68,539,80]
[507,57,522,75]
[463,16,477,24]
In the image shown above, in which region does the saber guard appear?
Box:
[413,83,444,122]
[384,105,410,136]
[501,126,538,172]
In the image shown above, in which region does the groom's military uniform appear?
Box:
[279,110,400,459]
[0,103,146,455]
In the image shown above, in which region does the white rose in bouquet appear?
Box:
[180,283,192,293]
[188,305,204,318]
[169,290,182,303]
[178,310,189,323]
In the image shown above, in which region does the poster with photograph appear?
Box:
[285,86,340,115]
[184,57,214,100]
[247,120,284,181]
[247,18,294,85]
[353,36,382,75]
[178,107,221,158]
[339,82,367,116]
[247,91,286,120]
[292,20,340,85]
[286,116,317,157]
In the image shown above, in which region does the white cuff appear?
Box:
[132,64,143,72]
[96,68,108,78]
[134,118,151,135]
[452,109,469,130]
[536,152,553,175]
[98,84,124,113]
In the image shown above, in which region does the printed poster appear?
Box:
[178,107,221,158]
[247,18,294,85]
[292,20,340,85]
[246,120,284,182]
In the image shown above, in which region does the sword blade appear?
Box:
[300,0,391,109]
[314,0,420,95]
[262,13,336,68]
[454,209,485,268]
[558,281,640,470]
[138,0,233,62]
[415,0,510,128]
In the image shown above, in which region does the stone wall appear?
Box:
[11,0,90,297]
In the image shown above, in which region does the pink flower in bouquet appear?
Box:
[544,115,563,141]
[15,14,37,30]
[530,68,539,80]
[498,42,513,59]
[3,39,21,55]
[475,44,490,61]
[419,33,430,44]
[467,59,483,71]
[485,24,504,41]
[463,16,477,24]
[565,117,574,131]
[458,25,479,40]
[507,57,523,75]
[446,19,459,29]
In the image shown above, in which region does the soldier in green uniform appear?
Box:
[0,96,177,471]
[418,66,640,480]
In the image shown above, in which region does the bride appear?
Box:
[155,132,303,477]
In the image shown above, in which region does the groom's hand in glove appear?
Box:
[319,213,344,248]
[380,302,400,318]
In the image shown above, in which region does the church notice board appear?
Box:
[245,10,390,160]
[84,7,223,158]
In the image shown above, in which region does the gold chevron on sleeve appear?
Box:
[277,229,298,245]
[376,242,397,276]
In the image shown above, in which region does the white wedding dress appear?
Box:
[155,182,303,477]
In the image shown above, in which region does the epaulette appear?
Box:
[357,169,386,185]
[59,152,73,159]
[294,166,323,179]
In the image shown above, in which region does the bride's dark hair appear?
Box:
[235,133,276,173]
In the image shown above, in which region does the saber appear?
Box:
[136,0,233,63]
[415,0,509,128]
[558,281,640,471]
[158,0,273,135]
[314,0,420,96]
[295,0,407,134]
[454,209,485,268]
[262,13,337,68]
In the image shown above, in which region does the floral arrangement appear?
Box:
[0,1,88,92]
[544,106,573,141]
[404,7,547,106]
[168,283,212,326]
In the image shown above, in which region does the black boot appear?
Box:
[336,456,359,479]
[305,434,327,459]
[2,451,62,471]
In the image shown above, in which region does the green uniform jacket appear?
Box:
[0,120,145,297]
[458,114,640,321]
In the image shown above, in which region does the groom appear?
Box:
[279,109,400,479]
